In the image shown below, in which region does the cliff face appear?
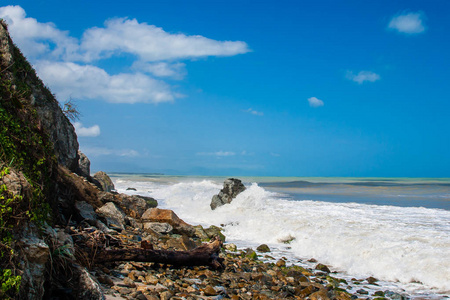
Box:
[0,20,81,299]
[0,22,79,171]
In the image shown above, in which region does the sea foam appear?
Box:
[114,177,450,296]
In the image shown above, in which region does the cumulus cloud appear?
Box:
[0,5,250,104]
[308,97,324,107]
[244,108,264,116]
[36,61,179,103]
[346,71,380,84]
[388,12,426,34]
[0,5,79,60]
[73,122,101,137]
[79,18,250,62]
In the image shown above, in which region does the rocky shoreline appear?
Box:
[76,202,409,300]
[61,173,408,300]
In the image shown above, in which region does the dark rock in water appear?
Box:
[210,178,246,210]
[77,151,90,178]
[315,263,331,273]
[126,187,137,191]
[256,244,271,253]
[93,171,115,192]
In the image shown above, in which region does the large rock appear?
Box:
[93,171,115,192]
[16,227,51,300]
[77,151,90,178]
[98,192,157,219]
[95,202,126,230]
[142,208,195,236]
[210,178,246,210]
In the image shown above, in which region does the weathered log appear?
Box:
[94,238,224,269]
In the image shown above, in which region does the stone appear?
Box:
[309,289,331,300]
[225,243,238,252]
[204,225,226,242]
[142,208,195,236]
[245,249,258,260]
[75,201,97,221]
[256,244,271,253]
[366,276,379,284]
[315,263,331,273]
[96,202,126,230]
[93,171,115,192]
[276,259,286,268]
[143,222,173,234]
[193,225,210,241]
[75,265,105,299]
[77,151,90,178]
[203,285,217,296]
[210,178,246,210]
[16,233,50,300]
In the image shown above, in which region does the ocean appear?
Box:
[110,174,450,299]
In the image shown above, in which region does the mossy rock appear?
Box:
[256,244,271,253]
[245,249,258,260]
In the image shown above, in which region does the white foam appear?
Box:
[114,177,450,296]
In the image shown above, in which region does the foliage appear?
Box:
[0,269,21,299]
[0,22,59,297]
[62,98,81,122]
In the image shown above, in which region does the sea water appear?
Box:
[111,175,450,299]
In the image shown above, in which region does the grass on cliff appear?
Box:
[0,19,58,298]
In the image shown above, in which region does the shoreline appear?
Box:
[92,220,413,300]
[111,176,450,299]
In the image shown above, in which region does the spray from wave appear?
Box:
[115,178,450,295]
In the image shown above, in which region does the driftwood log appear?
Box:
[93,238,225,269]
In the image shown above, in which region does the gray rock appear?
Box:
[96,202,126,230]
[210,178,246,210]
[77,151,91,178]
[75,201,97,221]
[93,171,115,192]
[75,265,104,299]
[143,222,173,234]
[16,229,50,300]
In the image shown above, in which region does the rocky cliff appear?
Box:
[0,21,79,172]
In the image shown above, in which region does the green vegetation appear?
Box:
[0,20,58,297]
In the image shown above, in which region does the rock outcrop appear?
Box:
[77,151,91,178]
[93,171,115,192]
[0,22,79,172]
[210,178,246,210]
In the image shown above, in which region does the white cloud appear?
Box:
[270,152,281,157]
[388,12,426,34]
[0,5,249,104]
[73,122,100,137]
[346,70,380,84]
[308,97,324,107]
[82,146,140,157]
[0,5,79,60]
[35,61,179,103]
[244,108,264,116]
[131,61,186,79]
[79,18,250,62]
[197,151,236,157]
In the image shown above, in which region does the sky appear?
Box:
[1,0,449,177]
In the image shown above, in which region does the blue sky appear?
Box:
[1,1,449,177]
